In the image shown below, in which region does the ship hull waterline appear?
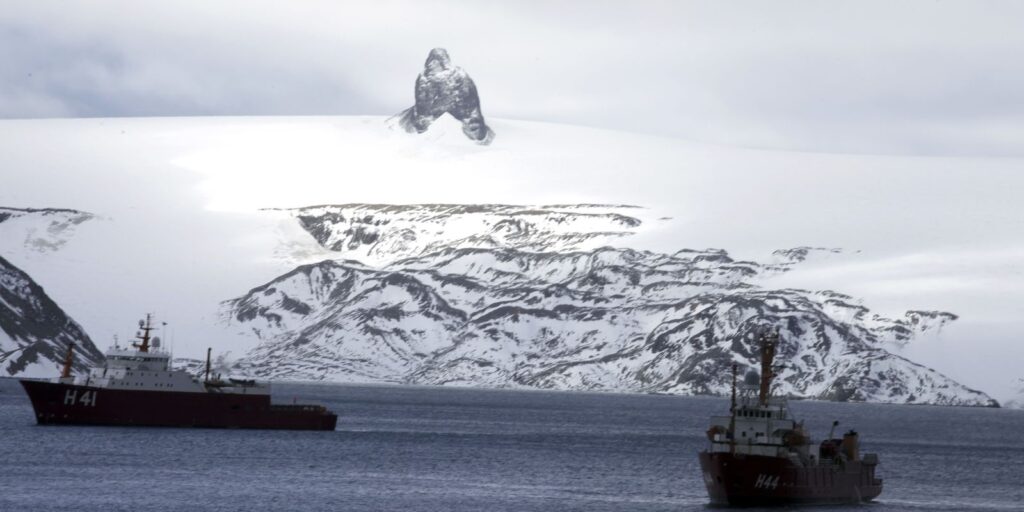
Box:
[20,380,337,431]
[699,451,882,507]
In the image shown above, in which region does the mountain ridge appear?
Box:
[222,211,994,406]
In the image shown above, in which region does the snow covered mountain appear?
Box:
[2,115,1019,402]
[0,254,103,377]
[0,207,104,377]
[0,207,95,254]
[279,204,645,266]
[222,208,995,406]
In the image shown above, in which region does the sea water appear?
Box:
[0,378,1020,511]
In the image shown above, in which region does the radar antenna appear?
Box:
[133,314,156,353]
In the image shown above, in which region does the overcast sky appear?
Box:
[3,1,1024,156]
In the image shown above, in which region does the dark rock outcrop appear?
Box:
[396,48,495,144]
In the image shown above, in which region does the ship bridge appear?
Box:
[104,348,172,371]
[64,315,269,396]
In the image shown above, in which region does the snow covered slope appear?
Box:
[0,254,103,377]
[281,204,644,266]
[0,207,94,254]
[0,208,104,377]
[223,238,994,406]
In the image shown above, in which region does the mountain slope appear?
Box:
[0,254,104,377]
[223,241,994,406]
[0,207,94,254]
[278,204,645,266]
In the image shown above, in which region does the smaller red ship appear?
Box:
[20,315,337,431]
[698,329,882,506]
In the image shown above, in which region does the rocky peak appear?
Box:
[395,48,495,144]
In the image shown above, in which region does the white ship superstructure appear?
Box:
[59,314,267,396]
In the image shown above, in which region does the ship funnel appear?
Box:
[842,430,860,461]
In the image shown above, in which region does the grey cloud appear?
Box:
[2,1,1024,156]
[0,21,384,118]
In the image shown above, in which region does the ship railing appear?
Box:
[269,404,328,413]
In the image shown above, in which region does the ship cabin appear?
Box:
[60,315,268,396]
[74,346,206,393]
[704,330,816,465]
[707,393,804,459]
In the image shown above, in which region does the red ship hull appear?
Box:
[20,380,337,431]
[699,451,882,506]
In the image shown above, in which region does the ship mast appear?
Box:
[133,314,155,353]
[729,363,737,454]
[730,363,737,413]
[60,342,75,379]
[758,328,778,406]
[205,347,212,383]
